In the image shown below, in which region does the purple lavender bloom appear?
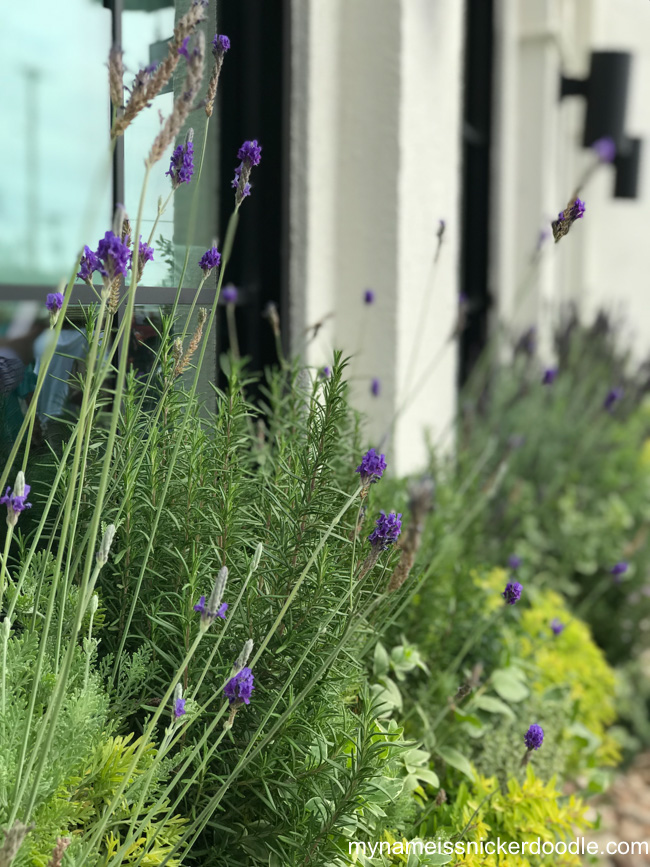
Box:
[604,387,623,412]
[198,246,221,274]
[368,511,402,550]
[524,724,544,750]
[371,378,380,397]
[559,198,586,222]
[77,245,104,282]
[320,366,332,379]
[0,475,32,528]
[179,36,190,58]
[174,698,186,717]
[508,555,522,570]
[166,141,195,186]
[96,231,131,280]
[224,667,255,705]
[542,367,558,385]
[356,448,387,485]
[503,581,523,605]
[237,140,262,167]
[46,293,64,314]
[231,164,251,198]
[212,33,230,54]
[222,284,238,304]
[137,238,154,264]
[193,595,228,619]
[610,561,628,584]
[550,619,565,636]
[364,289,375,305]
[592,136,616,163]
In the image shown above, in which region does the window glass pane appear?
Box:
[123,0,220,288]
[0,1,112,285]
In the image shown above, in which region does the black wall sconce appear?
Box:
[560,51,642,199]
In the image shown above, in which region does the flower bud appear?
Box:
[97,524,116,566]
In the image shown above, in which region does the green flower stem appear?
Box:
[0,523,14,617]
[225,303,240,360]
[110,209,239,684]
[82,630,205,859]
[18,163,152,822]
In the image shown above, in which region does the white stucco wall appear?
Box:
[493,0,650,364]
[289,0,464,476]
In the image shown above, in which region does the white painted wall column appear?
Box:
[289,0,465,476]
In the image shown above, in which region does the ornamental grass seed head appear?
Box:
[1,472,32,528]
[502,581,522,605]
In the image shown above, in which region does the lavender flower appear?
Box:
[364,289,375,305]
[368,511,402,550]
[46,293,64,326]
[1,472,31,528]
[592,136,616,163]
[178,36,191,58]
[238,140,262,166]
[542,367,558,385]
[502,581,522,605]
[198,246,221,274]
[212,33,230,55]
[508,555,522,570]
[550,619,565,635]
[320,366,331,379]
[193,595,228,619]
[524,724,544,751]
[166,139,195,187]
[604,387,623,412]
[371,378,380,397]
[195,566,228,631]
[233,139,262,205]
[610,561,628,584]
[77,246,104,283]
[174,697,186,717]
[356,448,387,486]
[96,231,131,280]
[222,284,238,304]
[137,238,154,266]
[558,198,585,222]
[224,666,255,705]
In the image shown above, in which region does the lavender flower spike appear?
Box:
[96,231,131,280]
[0,471,32,528]
[502,581,522,605]
[196,565,229,631]
[371,378,380,397]
[368,511,402,550]
[524,723,544,750]
[542,367,558,385]
[166,130,195,188]
[96,524,116,566]
[212,34,230,55]
[355,448,387,488]
[604,387,623,412]
[224,666,255,705]
[233,638,254,675]
[233,139,262,207]
[46,291,64,327]
[611,561,628,584]
[221,283,238,304]
[364,289,375,305]
[550,619,565,635]
[77,245,104,284]
[198,245,221,275]
[508,554,522,570]
[593,136,616,163]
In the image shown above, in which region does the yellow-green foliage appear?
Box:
[455,767,591,867]
[481,569,619,765]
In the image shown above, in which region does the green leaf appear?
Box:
[491,668,530,703]
[473,694,516,719]
[436,746,475,780]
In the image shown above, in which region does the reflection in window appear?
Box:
[123,0,219,289]
[0,0,111,285]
